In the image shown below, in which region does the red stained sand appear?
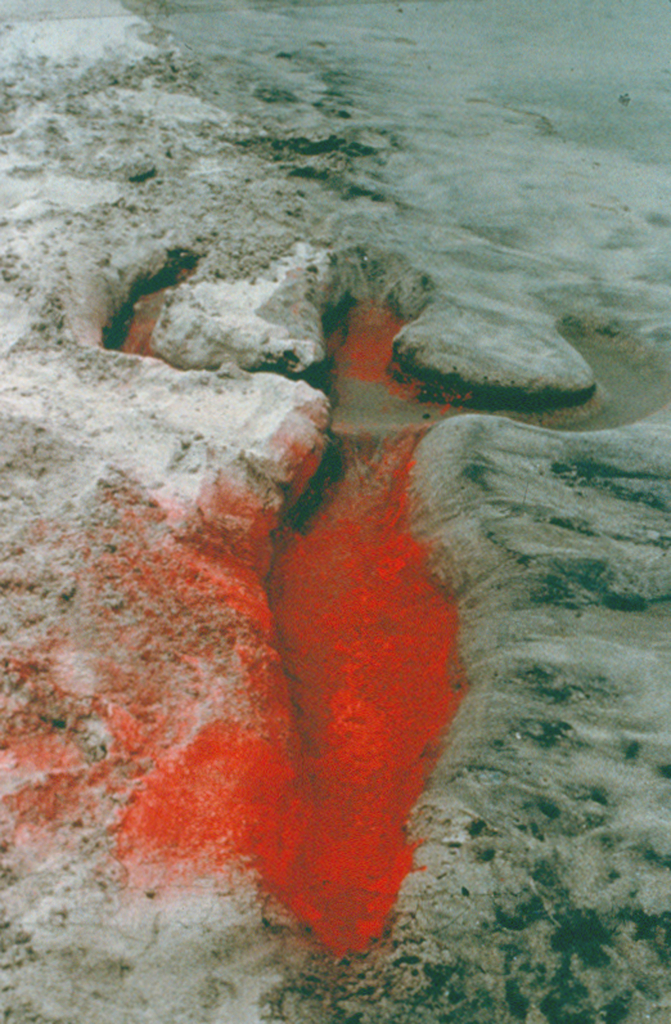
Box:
[119,266,193,358]
[3,303,464,958]
[332,302,442,407]
[334,303,407,386]
[265,431,462,954]
[121,290,167,357]
[117,720,296,880]
[332,301,470,411]
[114,433,462,955]
[1,491,290,859]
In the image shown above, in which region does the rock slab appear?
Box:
[393,300,596,410]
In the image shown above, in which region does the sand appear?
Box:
[0,3,670,1022]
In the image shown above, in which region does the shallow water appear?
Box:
[126,0,671,428]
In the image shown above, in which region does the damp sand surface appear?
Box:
[130,0,671,429]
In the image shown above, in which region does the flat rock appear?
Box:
[151,252,327,374]
[393,299,597,410]
[0,341,327,517]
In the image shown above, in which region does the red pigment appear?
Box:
[332,301,471,410]
[334,303,407,386]
[1,490,292,862]
[116,720,297,882]
[264,431,462,954]
[121,289,167,357]
[4,303,464,958]
[113,433,462,954]
[332,301,425,407]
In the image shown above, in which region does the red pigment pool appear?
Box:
[330,300,460,410]
[333,302,409,389]
[265,431,462,954]
[117,304,464,954]
[3,303,464,958]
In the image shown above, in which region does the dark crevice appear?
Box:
[101,249,199,352]
[282,433,345,533]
